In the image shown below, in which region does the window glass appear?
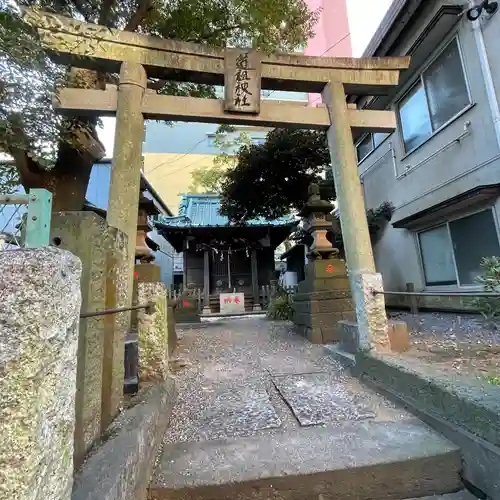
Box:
[399,83,432,152]
[424,39,470,131]
[373,132,390,148]
[449,210,500,285]
[418,225,457,286]
[356,134,373,162]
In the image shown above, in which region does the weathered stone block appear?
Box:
[138,281,169,381]
[135,263,161,282]
[101,227,128,432]
[0,248,81,500]
[72,379,177,500]
[51,211,128,463]
[304,258,349,280]
[175,296,201,323]
[321,326,339,343]
[338,320,360,354]
[387,320,410,353]
[51,211,107,465]
[351,272,389,352]
[294,290,351,302]
[293,258,354,345]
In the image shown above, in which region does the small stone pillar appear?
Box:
[137,275,170,382]
[292,184,355,344]
[0,247,81,500]
[322,82,389,351]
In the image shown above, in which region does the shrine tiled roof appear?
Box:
[156,194,295,228]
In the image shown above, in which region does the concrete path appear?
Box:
[163,317,410,444]
[151,317,469,499]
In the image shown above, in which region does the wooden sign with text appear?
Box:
[224,49,262,114]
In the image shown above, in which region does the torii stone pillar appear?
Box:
[322,82,389,351]
[107,62,147,306]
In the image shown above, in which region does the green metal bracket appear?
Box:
[25,189,52,248]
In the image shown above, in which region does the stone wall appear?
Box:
[0,247,81,500]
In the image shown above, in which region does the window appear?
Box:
[355,132,390,162]
[398,38,470,153]
[418,209,500,286]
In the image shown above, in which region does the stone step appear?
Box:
[150,420,462,500]
[406,493,478,499]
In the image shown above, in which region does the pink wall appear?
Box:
[305,0,352,105]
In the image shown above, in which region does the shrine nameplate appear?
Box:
[220,293,245,315]
[224,49,262,114]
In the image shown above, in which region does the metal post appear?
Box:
[406,282,419,314]
[25,189,52,248]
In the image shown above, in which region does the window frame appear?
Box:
[416,207,500,288]
[355,132,391,164]
[396,35,472,156]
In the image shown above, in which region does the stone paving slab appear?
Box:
[259,353,333,376]
[273,372,376,426]
[196,383,281,440]
[164,380,282,443]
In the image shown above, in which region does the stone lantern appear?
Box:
[135,191,158,264]
[292,183,355,344]
[299,183,338,261]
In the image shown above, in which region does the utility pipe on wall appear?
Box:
[470,5,500,149]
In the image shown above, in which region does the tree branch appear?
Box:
[124,0,153,32]
[70,0,96,23]
[99,0,116,26]
[186,23,249,44]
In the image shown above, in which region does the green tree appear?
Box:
[218,128,394,251]
[219,128,332,222]
[187,163,226,194]
[188,127,252,193]
[0,0,318,209]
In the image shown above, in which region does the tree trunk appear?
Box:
[15,68,106,212]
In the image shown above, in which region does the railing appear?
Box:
[80,302,155,319]
[372,282,500,314]
[0,189,52,249]
[166,284,298,313]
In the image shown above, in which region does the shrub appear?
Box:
[471,256,500,321]
[267,294,294,321]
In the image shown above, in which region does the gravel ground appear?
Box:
[163,317,410,446]
[388,310,500,346]
[388,310,500,379]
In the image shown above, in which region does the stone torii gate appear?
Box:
[24,9,410,352]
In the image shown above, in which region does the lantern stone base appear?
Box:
[292,258,355,344]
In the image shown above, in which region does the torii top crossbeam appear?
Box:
[23,9,409,95]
